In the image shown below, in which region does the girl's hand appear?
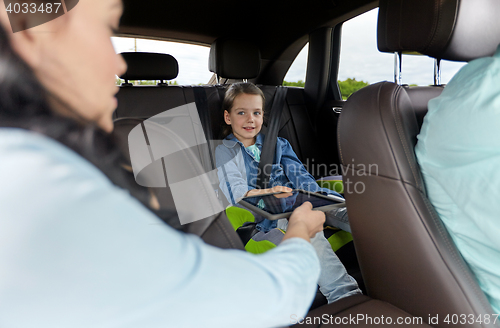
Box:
[245,186,292,197]
[283,202,325,242]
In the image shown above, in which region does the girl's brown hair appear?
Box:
[221,82,265,137]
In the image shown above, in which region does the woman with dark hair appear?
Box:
[0,1,328,327]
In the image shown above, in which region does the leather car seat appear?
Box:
[338,0,499,326]
[113,53,244,250]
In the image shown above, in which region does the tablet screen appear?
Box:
[239,190,342,215]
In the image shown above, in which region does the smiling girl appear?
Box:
[215,82,361,304]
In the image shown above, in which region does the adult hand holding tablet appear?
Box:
[284,201,325,241]
[238,189,345,221]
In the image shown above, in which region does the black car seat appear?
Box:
[113,52,244,250]
[338,0,498,326]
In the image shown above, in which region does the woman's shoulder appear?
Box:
[0,128,111,184]
[0,127,151,221]
[0,127,76,159]
[0,128,120,208]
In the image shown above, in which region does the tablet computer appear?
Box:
[237,189,345,220]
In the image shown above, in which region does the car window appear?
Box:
[112,37,212,85]
[283,43,308,88]
[338,8,466,99]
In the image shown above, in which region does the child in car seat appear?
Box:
[215,82,361,304]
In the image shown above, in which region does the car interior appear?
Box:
[112,0,499,326]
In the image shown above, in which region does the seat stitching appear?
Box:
[342,83,493,317]
[419,193,493,314]
[376,85,483,306]
[390,86,423,191]
[346,170,492,315]
[316,297,371,324]
[340,164,416,185]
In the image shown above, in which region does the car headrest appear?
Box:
[120,52,179,81]
[209,38,261,79]
[377,0,500,62]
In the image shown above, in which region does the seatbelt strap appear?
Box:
[256,86,288,189]
[192,86,215,170]
[191,86,230,207]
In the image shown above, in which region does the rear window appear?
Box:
[112,37,212,85]
[283,43,308,88]
[338,8,466,99]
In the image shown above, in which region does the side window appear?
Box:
[111,37,212,85]
[283,43,309,88]
[338,8,466,99]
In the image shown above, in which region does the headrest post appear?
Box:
[433,58,442,86]
[394,51,402,85]
[216,74,220,85]
[243,79,248,83]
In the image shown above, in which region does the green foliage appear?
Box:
[282,79,368,99]
[338,78,369,100]
[115,79,179,86]
[138,80,157,85]
[283,80,305,88]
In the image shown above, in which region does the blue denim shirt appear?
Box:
[216,133,342,231]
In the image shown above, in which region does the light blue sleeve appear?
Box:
[0,131,321,328]
[279,138,342,197]
[416,56,500,253]
[215,144,254,204]
[415,55,500,313]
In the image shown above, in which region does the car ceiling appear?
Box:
[119,0,378,63]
